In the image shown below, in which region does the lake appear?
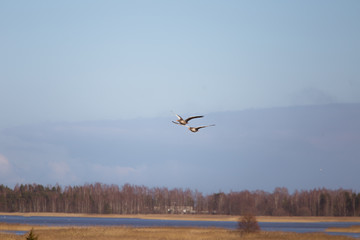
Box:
[1,215,360,238]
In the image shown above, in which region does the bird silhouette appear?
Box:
[186,124,215,133]
[172,113,204,125]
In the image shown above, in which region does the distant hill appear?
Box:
[1,103,360,192]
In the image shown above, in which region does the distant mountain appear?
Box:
[1,103,359,192]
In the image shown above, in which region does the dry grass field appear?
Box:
[1,214,360,239]
[0,225,357,240]
[327,225,360,233]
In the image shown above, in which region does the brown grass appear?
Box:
[256,216,360,223]
[327,225,360,233]
[0,225,357,240]
[2,212,360,222]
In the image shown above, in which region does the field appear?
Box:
[327,225,360,233]
[0,224,357,240]
[1,213,360,240]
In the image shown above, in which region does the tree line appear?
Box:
[0,183,359,216]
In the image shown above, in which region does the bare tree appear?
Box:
[1,183,360,216]
[237,213,260,234]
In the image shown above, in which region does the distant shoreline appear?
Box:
[1,212,360,223]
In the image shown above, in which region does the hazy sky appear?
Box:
[1,1,360,193]
[1,1,359,128]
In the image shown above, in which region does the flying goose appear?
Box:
[186,124,215,133]
[172,114,204,125]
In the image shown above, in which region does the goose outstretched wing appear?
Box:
[185,115,204,123]
[175,114,183,120]
[196,124,215,130]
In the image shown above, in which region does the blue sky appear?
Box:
[1,1,360,193]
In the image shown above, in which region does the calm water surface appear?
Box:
[1,215,360,238]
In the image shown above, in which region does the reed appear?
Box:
[327,225,360,233]
[0,233,23,240]
[0,225,356,240]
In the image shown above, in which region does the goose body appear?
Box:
[172,114,203,125]
[187,124,215,132]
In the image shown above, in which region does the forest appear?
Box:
[0,183,359,216]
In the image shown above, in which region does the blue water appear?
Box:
[0,230,27,235]
[1,215,360,238]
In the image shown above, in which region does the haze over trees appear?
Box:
[1,183,359,216]
[1,104,359,193]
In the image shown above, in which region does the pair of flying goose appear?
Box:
[172,114,215,132]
